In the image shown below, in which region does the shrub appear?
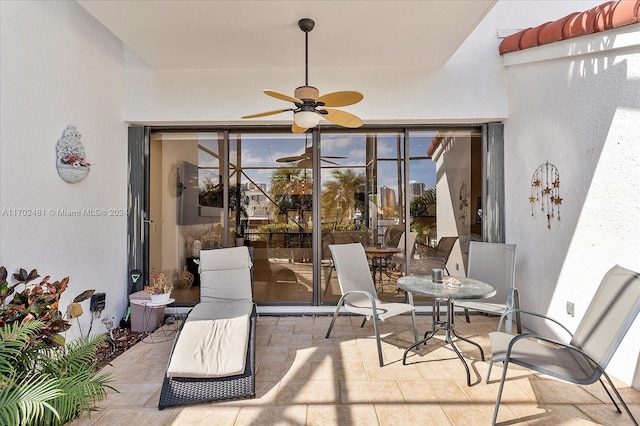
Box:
[0,267,114,425]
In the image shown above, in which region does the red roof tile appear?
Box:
[499,0,639,55]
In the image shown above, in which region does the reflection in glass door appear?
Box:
[237,133,313,304]
[320,131,412,303]
[147,127,483,307]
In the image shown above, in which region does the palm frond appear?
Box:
[0,372,61,426]
[0,321,44,377]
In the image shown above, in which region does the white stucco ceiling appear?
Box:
[76,0,497,70]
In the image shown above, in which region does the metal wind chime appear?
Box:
[529,161,562,229]
[458,182,469,223]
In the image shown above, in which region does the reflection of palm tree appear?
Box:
[321,169,366,226]
[410,185,437,217]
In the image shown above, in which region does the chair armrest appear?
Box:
[498,308,573,337]
[342,289,378,312]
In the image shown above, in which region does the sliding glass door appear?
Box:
[145,126,484,307]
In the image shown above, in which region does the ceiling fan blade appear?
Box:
[291,123,309,134]
[323,108,363,128]
[317,91,363,107]
[242,108,292,119]
[321,158,341,165]
[321,155,347,159]
[264,89,302,104]
[276,155,304,163]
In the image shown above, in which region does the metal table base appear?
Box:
[402,296,485,386]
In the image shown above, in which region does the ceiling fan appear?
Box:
[277,145,346,169]
[242,18,364,133]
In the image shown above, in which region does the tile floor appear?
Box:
[71,313,640,425]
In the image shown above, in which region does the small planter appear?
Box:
[150,292,171,304]
[57,163,89,184]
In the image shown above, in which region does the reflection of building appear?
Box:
[245,182,270,218]
[378,186,396,209]
[409,181,425,200]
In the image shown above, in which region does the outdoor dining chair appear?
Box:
[325,243,419,367]
[454,242,521,334]
[487,264,640,425]
[419,236,458,274]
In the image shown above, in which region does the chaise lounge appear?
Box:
[158,246,256,408]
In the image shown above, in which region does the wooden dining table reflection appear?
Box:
[363,245,401,292]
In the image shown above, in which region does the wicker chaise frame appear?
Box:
[158,304,256,409]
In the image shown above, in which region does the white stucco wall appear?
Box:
[3,0,638,387]
[0,1,127,341]
[503,25,640,386]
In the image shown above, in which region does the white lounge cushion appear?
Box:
[199,247,253,302]
[166,311,250,379]
[186,300,253,322]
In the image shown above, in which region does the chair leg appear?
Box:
[600,372,639,424]
[464,308,470,323]
[360,316,367,328]
[492,360,511,425]
[372,314,384,367]
[325,295,346,338]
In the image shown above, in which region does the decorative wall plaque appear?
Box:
[56,125,90,183]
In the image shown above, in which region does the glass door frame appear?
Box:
[128,124,504,307]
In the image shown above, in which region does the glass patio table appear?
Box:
[397,274,496,386]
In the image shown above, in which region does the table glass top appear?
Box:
[397,275,496,300]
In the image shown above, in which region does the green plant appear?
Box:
[0,267,114,425]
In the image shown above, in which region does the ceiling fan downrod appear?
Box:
[298,18,315,87]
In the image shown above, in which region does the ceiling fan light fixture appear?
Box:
[293,110,320,128]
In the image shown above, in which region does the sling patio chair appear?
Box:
[455,242,521,334]
[487,264,640,425]
[325,243,419,367]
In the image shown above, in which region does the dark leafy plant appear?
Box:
[0,267,114,425]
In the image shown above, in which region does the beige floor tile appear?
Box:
[289,345,337,363]
[528,376,602,404]
[276,379,341,404]
[171,405,240,425]
[256,344,290,362]
[364,359,422,381]
[443,400,504,424]
[258,323,294,335]
[256,315,279,326]
[256,359,310,381]
[505,403,594,424]
[577,402,640,425]
[78,407,179,425]
[82,314,640,425]
[340,380,404,404]
[101,383,161,407]
[269,332,313,349]
[234,404,307,425]
[307,403,378,426]
[309,358,368,381]
[376,402,453,425]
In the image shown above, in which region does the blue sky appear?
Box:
[202,131,438,199]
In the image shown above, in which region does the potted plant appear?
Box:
[144,271,173,304]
